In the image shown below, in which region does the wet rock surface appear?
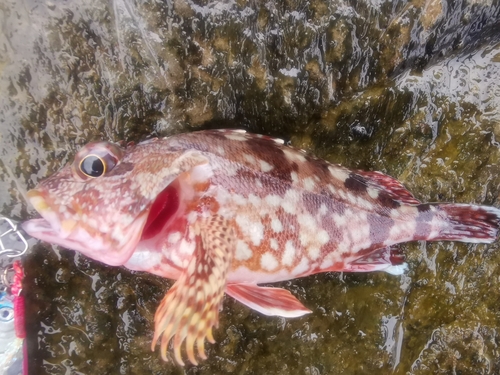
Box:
[1,0,500,374]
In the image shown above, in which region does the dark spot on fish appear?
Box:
[302,191,325,215]
[378,191,401,209]
[308,158,333,182]
[268,159,298,184]
[344,175,368,193]
[234,167,259,181]
[417,203,431,213]
[243,137,299,184]
[320,188,332,198]
[233,167,289,197]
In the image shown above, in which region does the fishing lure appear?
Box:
[0,218,28,375]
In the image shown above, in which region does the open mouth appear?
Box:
[22,190,68,235]
[22,190,147,266]
[21,191,79,247]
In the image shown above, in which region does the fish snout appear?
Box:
[24,189,77,239]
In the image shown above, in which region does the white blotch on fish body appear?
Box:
[317,229,330,245]
[282,190,299,214]
[244,153,257,165]
[235,240,253,261]
[367,187,379,199]
[399,205,419,216]
[178,238,196,255]
[261,252,279,271]
[308,246,320,260]
[282,241,296,266]
[292,257,310,275]
[298,213,316,231]
[389,220,417,242]
[167,232,181,244]
[259,160,274,172]
[271,218,283,233]
[225,133,248,142]
[126,250,163,270]
[328,166,349,182]
[232,193,248,206]
[186,211,198,224]
[270,238,279,250]
[216,146,225,156]
[303,177,316,191]
[236,214,264,246]
[283,148,307,163]
[265,194,281,207]
[248,194,262,207]
[272,137,285,145]
[332,213,347,226]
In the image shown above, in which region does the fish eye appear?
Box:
[72,142,124,180]
[80,154,106,177]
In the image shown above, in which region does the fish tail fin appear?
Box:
[426,203,500,243]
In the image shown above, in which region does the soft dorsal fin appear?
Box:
[354,170,420,205]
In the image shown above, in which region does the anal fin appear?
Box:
[226,283,312,318]
[151,215,234,366]
[344,246,407,275]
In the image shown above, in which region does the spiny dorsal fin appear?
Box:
[353,170,420,205]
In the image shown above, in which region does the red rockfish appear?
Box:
[22,129,500,365]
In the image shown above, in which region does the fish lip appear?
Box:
[25,189,65,236]
[22,189,146,266]
[21,217,55,235]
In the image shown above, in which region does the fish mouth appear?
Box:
[22,190,147,266]
[23,190,70,235]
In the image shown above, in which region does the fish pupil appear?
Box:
[81,155,105,177]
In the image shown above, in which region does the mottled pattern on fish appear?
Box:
[23,129,500,366]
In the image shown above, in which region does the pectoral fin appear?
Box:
[226,283,312,318]
[151,215,234,366]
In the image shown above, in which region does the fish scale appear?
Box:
[22,129,500,366]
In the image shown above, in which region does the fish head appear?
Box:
[22,140,189,266]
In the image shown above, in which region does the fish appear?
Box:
[22,129,500,366]
[0,292,23,375]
